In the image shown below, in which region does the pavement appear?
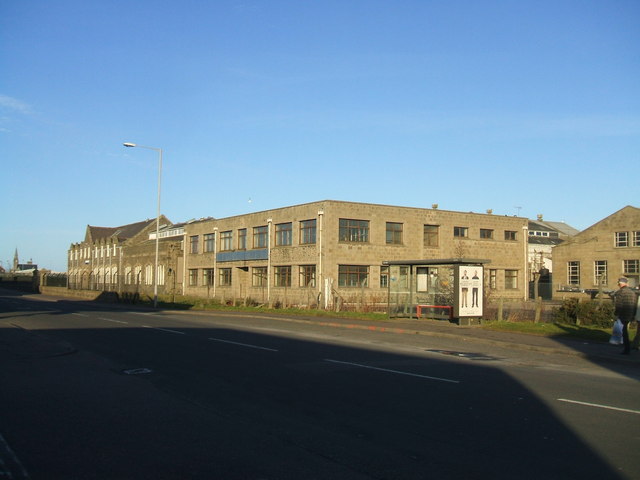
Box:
[246,312,640,367]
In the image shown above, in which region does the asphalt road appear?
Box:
[1,290,639,479]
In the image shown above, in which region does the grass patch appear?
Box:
[481,320,611,342]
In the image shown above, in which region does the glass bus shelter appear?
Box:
[383,258,489,325]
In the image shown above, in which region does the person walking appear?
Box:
[614,277,638,354]
[631,288,640,351]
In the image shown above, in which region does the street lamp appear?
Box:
[123,142,163,308]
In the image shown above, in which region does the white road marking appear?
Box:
[72,313,88,317]
[98,317,128,325]
[142,325,185,335]
[558,398,640,415]
[208,337,279,352]
[0,433,30,479]
[324,359,460,384]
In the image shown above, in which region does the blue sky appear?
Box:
[1,0,638,272]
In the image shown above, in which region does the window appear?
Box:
[634,231,640,247]
[624,260,639,275]
[423,225,439,247]
[480,229,494,239]
[204,233,215,253]
[189,269,198,286]
[299,265,316,288]
[615,232,629,247]
[380,265,389,288]
[157,265,165,286]
[252,267,267,287]
[190,235,199,254]
[125,267,132,285]
[505,270,518,289]
[203,268,215,286]
[145,265,153,285]
[275,222,292,246]
[386,222,403,245]
[253,226,268,248]
[454,226,468,238]
[568,261,580,285]
[300,219,316,245]
[594,260,607,285]
[238,229,247,250]
[220,231,233,251]
[338,265,369,287]
[219,268,232,286]
[504,230,517,241]
[489,269,497,289]
[339,219,369,243]
[274,266,291,287]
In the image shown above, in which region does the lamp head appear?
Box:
[123,142,136,148]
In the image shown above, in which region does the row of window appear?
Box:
[69,245,118,260]
[188,219,520,254]
[614,231,640,248]
[567,259,639,285]
[189,265,318,288]
[68,265,167,286]
[186,265,520,290]
[190,220,317,254]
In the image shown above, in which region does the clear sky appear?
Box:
[1,0,638,272]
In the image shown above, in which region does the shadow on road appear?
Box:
[0,290,637,479]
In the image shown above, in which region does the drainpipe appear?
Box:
[267,218,273,305]
[182,233,187,295]
[213,227,218,298]
[318,209,324,303]
[523,224,529,301]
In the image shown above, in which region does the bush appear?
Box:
[552,299,614,327]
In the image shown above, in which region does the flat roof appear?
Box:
[382,258,491,266]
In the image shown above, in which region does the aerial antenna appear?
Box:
[514,206,522,216]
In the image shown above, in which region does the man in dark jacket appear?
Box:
[614,277,638,354]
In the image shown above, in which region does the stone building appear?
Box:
[527,215,578,280]
[67,216,184,296]
[552,206,640,297]
[182,200,528,308]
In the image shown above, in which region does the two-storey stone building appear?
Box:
[182,200,528,308]
[553,205,640,297]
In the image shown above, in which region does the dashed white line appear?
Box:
[324,359,460,384]
[98,317,128,325]
[208,337,279,352]
[558,398,640,415]
[142,325,185,335]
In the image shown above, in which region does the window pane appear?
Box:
[339,219,369,243]
[253,226,268,248]
[386,222,403,244]
[252,267,267,287]
[454,226,468,238]
[568,261,580,285]
[300,220,316,244]
[299,265,316,287]
[338,265,369,287]
[423,225,439,247]
[275,223,292,246]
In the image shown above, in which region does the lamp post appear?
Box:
[123,142,163,308]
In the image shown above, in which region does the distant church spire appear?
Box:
[13,248,19,271]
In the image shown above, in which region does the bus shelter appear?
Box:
[383,258,489,325]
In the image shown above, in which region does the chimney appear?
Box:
[432,203,438,209]
[537,214,543,221]
[486,209,493,215]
